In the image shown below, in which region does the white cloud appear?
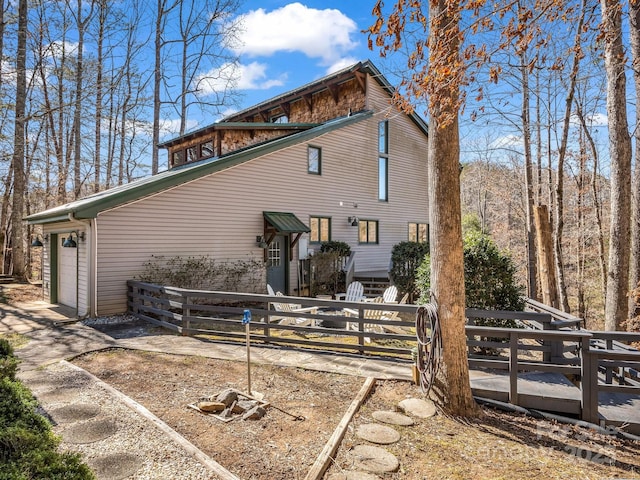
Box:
[569,112,608,127]
[325,57,359,75]
[235,3,358,65]
[158,118,199,137]
[43,41,80,60]
[490,134,523,150]
[196,61,287,94]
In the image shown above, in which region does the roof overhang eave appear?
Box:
[26,212,75,225]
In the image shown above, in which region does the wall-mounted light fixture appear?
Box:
[63,231,85,248]
[348,216,359,227]
[63,234,77,248]
[31,237,43,247]
[256,235,268,248]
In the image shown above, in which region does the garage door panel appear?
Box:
[58,237,77,308]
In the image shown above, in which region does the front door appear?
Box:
[266,235,287,293]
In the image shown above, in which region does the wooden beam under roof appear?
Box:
[279,102,290,118]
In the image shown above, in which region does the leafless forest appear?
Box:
[3,0,640,331]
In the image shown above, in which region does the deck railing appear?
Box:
[127,280,417,359]
[127,281,640,424]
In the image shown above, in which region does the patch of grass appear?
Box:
[0,333,29,350]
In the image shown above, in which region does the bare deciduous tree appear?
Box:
[601,0,632,331]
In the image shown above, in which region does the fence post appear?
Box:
[509,331,519,405]
[182,294,190,336]
[542,314,563,363]
[358,306,365,354]
[264,300,271,344]
[580,335,598,424]
[129,283,138,316]
[605,339,614,384]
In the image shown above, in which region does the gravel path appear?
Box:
[20,361,223,480]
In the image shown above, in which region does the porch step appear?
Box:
[354,275,391,298]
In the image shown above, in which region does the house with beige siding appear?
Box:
[26,60,429,317]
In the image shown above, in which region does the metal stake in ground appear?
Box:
[242,309,252,395]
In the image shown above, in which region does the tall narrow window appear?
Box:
[358,219,378,244]
[378,120,388,154]
[308,146,321,174]
[378,157,388,201]
[378,120,389,201]
[309,216,331,243]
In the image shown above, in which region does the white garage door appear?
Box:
[58,236,77,308]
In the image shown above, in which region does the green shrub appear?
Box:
[319,241,351,257]
[417,230,525,327]
[0,339,13,358]
[310,251,345,296]
[389,241,430,301]
[137,255,265,293]
[0,340,18,381]
[309,242,352,296]
[0,355,94,479]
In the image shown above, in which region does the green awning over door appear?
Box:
[263,211,310,234]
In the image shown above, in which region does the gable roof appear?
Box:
[26,112,373,224]
[160,60,428,148]
[27,60,429,225]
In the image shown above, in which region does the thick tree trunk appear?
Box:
[534,205,559,309]
[519,54,538,301]
[10,0,27,280]
[427,0,478,417]
[601,0,632,331]
[629,0,640,325]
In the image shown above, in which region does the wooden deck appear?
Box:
[470,369,640,434]
[470,370,582,414]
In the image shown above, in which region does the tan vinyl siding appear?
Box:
[94,75,428,315]
[42,223,90,317]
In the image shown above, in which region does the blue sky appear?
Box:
[165,1,625,174]
[215,2,382,115]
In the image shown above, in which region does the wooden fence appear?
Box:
[127,280,640,424]
[127,280,418,359]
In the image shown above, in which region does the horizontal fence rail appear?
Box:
[127,281,640,425]
[127,280,418,359]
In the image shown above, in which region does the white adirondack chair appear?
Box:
[343,296,385,342]
[269,291,318,327]
[383,285,398,303]
[335,281,365,302]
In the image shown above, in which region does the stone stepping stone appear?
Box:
[50,403,101,424]
[356,423,400,445]
[350,445,399,473]
[88,453,141,480]
[36,388,83,404]
[327,472,380,480]
[372,410,414,426]
[398,397,436,418]
[62,418,118,444]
